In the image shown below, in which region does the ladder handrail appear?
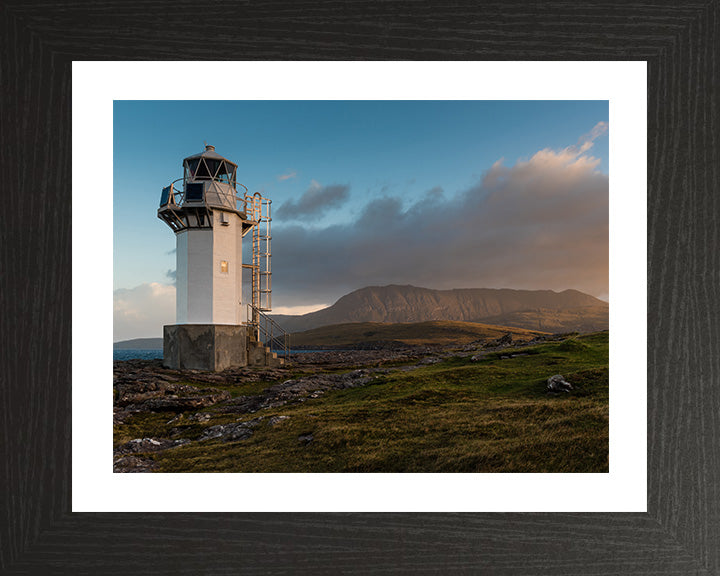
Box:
[246,304,290,358]
[244,192,272,319]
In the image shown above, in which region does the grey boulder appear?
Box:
[547,374,573,393]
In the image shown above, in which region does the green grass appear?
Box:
[290,320,547,348]
[123,331,609,473]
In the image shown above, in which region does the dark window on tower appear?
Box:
[185,182,204,202]
[160,186,172,206]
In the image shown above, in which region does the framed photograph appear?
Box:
[2,1,718,574]
[108,96,616,482]
[78,62,642,515]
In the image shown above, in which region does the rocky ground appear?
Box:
[113,332,572,472]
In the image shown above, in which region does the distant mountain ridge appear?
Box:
[273,285,608,334]
[113,285,608,348]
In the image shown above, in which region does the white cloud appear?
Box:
[576,120,608,154]
[113,282,175,341]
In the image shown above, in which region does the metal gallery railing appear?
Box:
[161,177,250,211]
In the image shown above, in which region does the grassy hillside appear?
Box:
[480,305,609,334]
[115,332,608,473]
[289,320,547,348]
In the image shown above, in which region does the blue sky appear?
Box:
[114,100,609,340]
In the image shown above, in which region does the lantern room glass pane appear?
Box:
[185,159,199,179]
[195,158,210,180]
[205,159,221,178]
[215,161,229,183]
[195,159,211,179]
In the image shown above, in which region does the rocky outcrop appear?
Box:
[113,358,385,473]
[138,393,230,412]
[269,415,290,427]
[218,370,376,415]
[116,437,191,454]
[113,437,191,473]
[484,332,514,348]
[114,361,243,424]
[198,417,264,442]
[113,455,157,473]
[547,374,573,393]
[298,433,314,444]
[113,376,231,423]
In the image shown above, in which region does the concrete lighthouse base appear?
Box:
[163,324,248,371]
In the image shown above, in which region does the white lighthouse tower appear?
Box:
[158,145,285,370]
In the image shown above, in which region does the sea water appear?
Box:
[113,349,163,361]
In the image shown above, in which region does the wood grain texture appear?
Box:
[1,0,718,574]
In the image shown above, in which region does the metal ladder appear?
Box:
[245,192,273,336]
[246,192,272,309]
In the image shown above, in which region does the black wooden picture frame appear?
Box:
[1,1,718,574]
